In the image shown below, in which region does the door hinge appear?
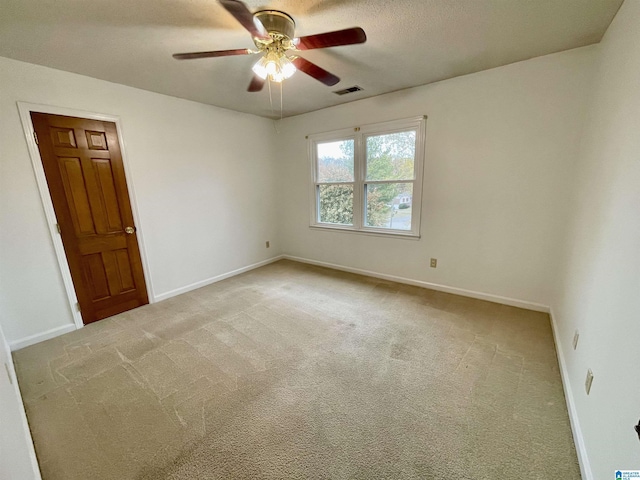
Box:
[4,363,13,385]
[75,302,81,312]
[33,131,39,145]
[55,223,61,234]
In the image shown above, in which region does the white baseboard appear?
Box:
[282,255,550,313]
[549,307,592,480]
[8,256,285,350]
[9,323,77,351]
[153,255,285,302]
[9,253,548,349]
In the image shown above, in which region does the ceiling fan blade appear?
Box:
[292,57,340,86]
[248,75,265,92]
[219,0,269,39]
[173,48,252,60]
[294,27,366,50]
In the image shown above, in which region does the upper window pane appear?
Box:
[366,131,416,181]
[317,140,354,183]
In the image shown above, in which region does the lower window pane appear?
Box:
[365,183,413,230]
[319,184,354,225]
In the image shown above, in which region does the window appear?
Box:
[309,116,426,238]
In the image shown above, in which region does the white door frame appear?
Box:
[17,102,155,330]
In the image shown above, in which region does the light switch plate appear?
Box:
[585,369,594,395]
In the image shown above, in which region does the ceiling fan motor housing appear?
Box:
[253,10,296,41]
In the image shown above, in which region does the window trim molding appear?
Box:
[308,116,427,238]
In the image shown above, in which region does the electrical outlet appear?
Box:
[430,258,437,268]
[585,369,594,395]
[265,241,270,248]
[573,330,579,350]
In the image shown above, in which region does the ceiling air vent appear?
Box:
[333,85,363,95]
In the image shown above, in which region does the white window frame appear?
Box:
[308,116,426,239]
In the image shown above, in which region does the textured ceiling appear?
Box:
[0,0,623,118]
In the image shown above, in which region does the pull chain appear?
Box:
[268,78,275,119]
[280,80,283,121]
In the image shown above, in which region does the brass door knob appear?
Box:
[124,226,135,234]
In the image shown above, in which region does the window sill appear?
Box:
[309,224,421,240]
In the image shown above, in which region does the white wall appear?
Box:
[0,57,280,345]
[553,0,640,477]
[0,321,41,480]
[275,46,596,307]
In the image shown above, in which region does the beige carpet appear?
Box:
[14,260,580,479]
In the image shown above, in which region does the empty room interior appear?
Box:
[1,0,639,478]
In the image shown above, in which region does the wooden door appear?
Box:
[31,113,148,324]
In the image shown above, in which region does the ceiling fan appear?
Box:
[173,0,367,92]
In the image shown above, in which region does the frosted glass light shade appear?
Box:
[252,56,269,79]
[252,52,297,83]
[280,56,296,79]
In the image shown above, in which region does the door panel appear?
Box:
[93,159,124,231]
[86,130,108,150]
[51,127,77,148]
[114,249,136,291]
[83,253,111,300]
[58,157,96,235]
[31,112,148,324]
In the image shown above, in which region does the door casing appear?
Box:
[17,102,154,330]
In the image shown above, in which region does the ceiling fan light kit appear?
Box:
[252,52,297,83]
[250,10,298,83]
[172,0,367,92]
